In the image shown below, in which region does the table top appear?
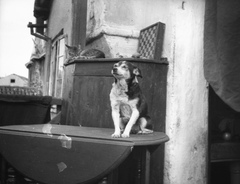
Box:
[0,124,169,146]
[0,124,169,184]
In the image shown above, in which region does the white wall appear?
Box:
[0,74,28,86]
[47,0,72,41]
[164,1,208,183]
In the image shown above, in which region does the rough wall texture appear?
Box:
[29,60,43,93]
[87,0,208,183]
[164,1,208,183]
[86,0,169,57]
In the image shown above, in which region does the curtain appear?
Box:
[204,0,240,112]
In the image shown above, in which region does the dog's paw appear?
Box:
[111,132,121,138]
[121,132,130,138]
[138,128,153,134]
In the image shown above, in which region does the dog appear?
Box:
[110,61,153,138]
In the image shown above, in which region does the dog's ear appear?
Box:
[133,67,142,78]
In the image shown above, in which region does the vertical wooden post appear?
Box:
[71,0,87,47]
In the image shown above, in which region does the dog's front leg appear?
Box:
[111,109,122,138]
[122,109,139,138]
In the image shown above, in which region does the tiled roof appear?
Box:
[0,86,42,96]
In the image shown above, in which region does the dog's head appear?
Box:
[111,61,142,81]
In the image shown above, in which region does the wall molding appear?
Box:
[86,24,139,44]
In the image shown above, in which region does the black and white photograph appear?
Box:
[0,0,240,184]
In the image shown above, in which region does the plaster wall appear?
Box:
[47,0,72,42]
[29,60,43,93]
[164,1,208,183]
[87,0,208,183]
[86,0,169,57]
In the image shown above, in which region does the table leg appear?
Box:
[135,147,151,184]
[144,148,151,184]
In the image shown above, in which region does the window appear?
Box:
[10,79,15,83]
[55,38,65,98]
[49,35,66,98]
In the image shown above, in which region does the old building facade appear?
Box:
[28,0,240,183]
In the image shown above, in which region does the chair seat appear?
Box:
[0,124,168,184]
